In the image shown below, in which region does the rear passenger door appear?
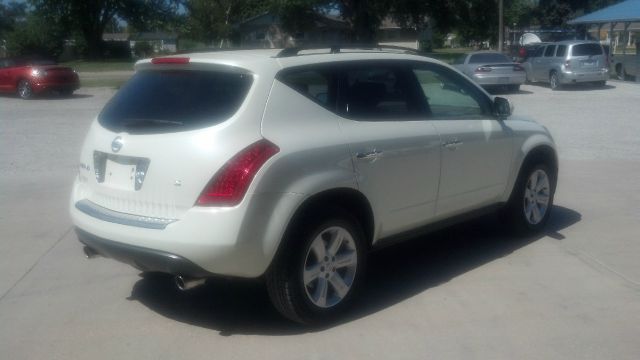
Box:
[411,62,513,217]
[337,61,442,239]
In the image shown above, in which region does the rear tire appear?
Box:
[503,163,556,235]
[17,80,33,99]
[266,209,367,325]
[549,72,561,91]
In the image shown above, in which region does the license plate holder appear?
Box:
[94,151,149,191]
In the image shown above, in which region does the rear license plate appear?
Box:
[105,159,136,190]
[582,60,596,67]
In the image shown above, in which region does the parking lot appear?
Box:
[1,81,639,359]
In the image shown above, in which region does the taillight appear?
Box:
[519,47,526,58]
[564,60,571,69]
[151,57,190,65]
[196,139,280,207]
[475,66,492,73]
[513,64,525,71]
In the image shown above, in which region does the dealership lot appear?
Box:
[1,81,639,359]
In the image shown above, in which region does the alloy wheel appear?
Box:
[523,169,551,225]
[303,226,358,308]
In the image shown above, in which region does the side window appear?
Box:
[412,66,489,119]
[279,68,335,109]
[534,46,545,57]
[544,45,556,57]
[556,45,567,57]
[340,65,422,120]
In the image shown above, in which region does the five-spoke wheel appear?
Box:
[266,212,366,324]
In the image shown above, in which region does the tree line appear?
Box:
[0,0,618,59]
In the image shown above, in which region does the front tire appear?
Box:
[503,163,556,235]
[266,211,367,325]
[17,80,33,99]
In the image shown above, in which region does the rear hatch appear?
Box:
[569,43,605,73]
[78,64,256,220]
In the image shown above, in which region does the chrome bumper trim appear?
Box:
[75,199,177,230]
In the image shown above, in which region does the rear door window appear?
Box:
[556,45,567,57]
[544,45,556,57]
[339,64,424,120]
[571,44,603,56]
[99,70,253,133]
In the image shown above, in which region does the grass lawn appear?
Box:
[61,60,135,72]
[80,78,128,88]
[424,48,473,64]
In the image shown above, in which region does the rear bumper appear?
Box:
[76,228,213,277]
[473,73,526,86]
[70,180,304,278]
[559,70,608,84]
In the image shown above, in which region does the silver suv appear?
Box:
[523,41,609,90]
[71,46,558,324]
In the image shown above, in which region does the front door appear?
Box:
[411,63,513,217]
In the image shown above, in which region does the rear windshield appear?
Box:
[571,44,603,56]
[99,70,253,133]
[468,53,511,64]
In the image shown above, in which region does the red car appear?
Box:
[0,58,80,99]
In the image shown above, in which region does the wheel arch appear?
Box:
[503,137,558,203]
[281,188,375,250]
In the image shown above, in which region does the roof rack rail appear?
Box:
[275,44,425,58]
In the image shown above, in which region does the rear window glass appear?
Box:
[571,44,603,56]
[99,70,253,133]
[556,45,567,57]
[468,53,511,63]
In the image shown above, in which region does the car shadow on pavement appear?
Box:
[526,82,616,92]
[486,89,534,95]
[0,93,93,100]
[127,205,581,336]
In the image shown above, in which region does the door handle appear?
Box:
[442,138,463,150]
[356,149,382,161]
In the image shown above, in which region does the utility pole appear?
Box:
[498,0,504,52]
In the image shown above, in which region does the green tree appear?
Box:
[28,0,183,59]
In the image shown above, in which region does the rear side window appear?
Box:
[571,44,603,56]
[534,46,545,57]
[99,70,253,133]
[556,45,567,57]
[278,69,335,109]
[544,46,556,57]
[468,53,511,63]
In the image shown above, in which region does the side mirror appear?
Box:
[493,97,512,119]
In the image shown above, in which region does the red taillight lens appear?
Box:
[196,139,279,207]
[519,47,526,58]
[513,64,525,71]
[151,57,190,65]
[475,66,492,73]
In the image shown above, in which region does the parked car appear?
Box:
[453,51,526,92]
[611,52,638,80]
[71,47,558,324]
[522,41,609,90]
[0,57,80,99]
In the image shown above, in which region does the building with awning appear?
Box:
[568,0,639,54]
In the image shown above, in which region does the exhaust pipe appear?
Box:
[174,275,206,291]
[83,246,99,259]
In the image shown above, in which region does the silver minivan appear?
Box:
[523,41,609,90]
